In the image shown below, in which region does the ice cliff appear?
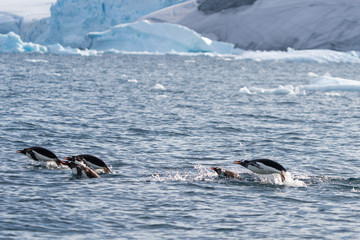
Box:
[37,0,187,48]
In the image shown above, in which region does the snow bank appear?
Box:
[303,75,360,92]
[234,48,360,63]
[87,20,234,54]
[144,0,360,51]
[0,32,47,53]
[240,74,360,96]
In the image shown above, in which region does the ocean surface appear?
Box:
[1,53,359,239]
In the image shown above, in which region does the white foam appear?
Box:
[25,59,48,63]
[282,172,307,187]
[240,85,306,96]
[153,83,166,90]
[257,172,307,187]
[151,165,217,182]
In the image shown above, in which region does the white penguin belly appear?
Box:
[248,162,281,174]
[27,152,54,162]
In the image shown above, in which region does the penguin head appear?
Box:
[17,148,30,155]
[64,156,86,166]
[60,160,77,169]
[64,156,75,161]
[234,160,247,167]
[210,167,222,174]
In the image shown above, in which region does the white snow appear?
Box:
[0,0,55,21]
[87,20,234,54]
[143,0,360,51]
[0,0,55,42]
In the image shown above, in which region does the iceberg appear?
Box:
[239,74,360,96]
[302,75,360,92]
[37,0,187,48]
[0,32,47,53]
[87,20,234,54]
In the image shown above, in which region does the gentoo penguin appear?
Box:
[234,159,287,182]
[210,167,241,180]
[60,160,99,179]
[17,146,61,166]
[63,154,111,173]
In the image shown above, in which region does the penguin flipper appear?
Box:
[29,151,39,161]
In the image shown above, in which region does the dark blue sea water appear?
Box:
[1,53,360,239]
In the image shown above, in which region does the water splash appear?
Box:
[150,164,307,187]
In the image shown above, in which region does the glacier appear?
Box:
[143,0,360,51]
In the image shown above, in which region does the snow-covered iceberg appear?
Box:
[143,0,360,51]
[87,20,234,54]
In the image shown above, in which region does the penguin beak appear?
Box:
[210,167,215,170]
[17,150,24,154]
[60,161,69,165]
[234,161,242,164]
[63,157,70,160]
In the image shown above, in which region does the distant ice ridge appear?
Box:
[37,0,187,48]
[87,20,234,54]
[240,74,360,95]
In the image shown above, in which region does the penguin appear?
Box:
[60,160,99,179]
[234,159,287,182]
[63,154,111,173]
[210,167,241,180]
[17,146,61,166]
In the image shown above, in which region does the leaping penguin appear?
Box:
[17,146,61,166]
[234,159,287,182]
[210,167,241,180]
[60,160,99,179]
[64,154,111,173]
